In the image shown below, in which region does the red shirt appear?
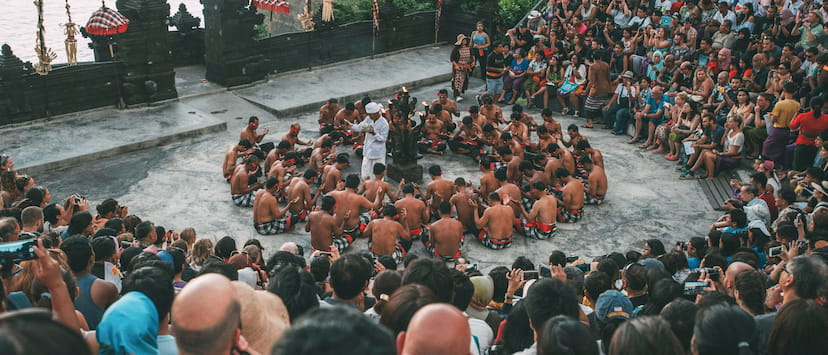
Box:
[790,111,828,146]
[759,191,778,221]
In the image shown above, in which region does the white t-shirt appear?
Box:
[613,83,638,105]
[723,129,745,154]
[713,10,737,25]
[469,317,494,355]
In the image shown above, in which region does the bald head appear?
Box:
[397,303,472,355]
[172,274,241,355]
[725,262,753,297]
[279,242,299,254]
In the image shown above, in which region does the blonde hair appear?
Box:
[191,238,214,267]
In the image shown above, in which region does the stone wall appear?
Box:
[257,9,478,74]
[0,57,124,125]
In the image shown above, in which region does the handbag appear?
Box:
[559,81,582,94]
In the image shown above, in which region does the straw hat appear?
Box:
[231,281,290,354]
[455,34,469,45]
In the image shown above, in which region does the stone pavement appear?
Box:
[5,43,722,271]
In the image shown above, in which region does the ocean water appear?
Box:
[0,0,204,64]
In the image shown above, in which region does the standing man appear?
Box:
[485,43,508,98]
[352,102,389,180]
[583,50,613,129]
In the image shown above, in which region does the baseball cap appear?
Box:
[595,290,633,323]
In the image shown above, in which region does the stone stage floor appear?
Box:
[36,80,721,271]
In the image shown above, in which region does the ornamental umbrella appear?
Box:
[84,1,129,57]
[85,3,129,36]
[252,0,290,14]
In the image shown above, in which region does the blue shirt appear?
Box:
[687,257,701,270]
[510,58,530,75]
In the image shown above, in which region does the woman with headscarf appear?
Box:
[467,275,501,334]
[775,9,799,44]
[450,34,475,102]
[712,48,731,77]
[646,51,664,83]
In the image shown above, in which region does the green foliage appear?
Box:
[459,0,488,13]
[494,0,535,29]
[254,24,269,40]
[391,0,435,12]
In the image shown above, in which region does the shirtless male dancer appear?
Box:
[281,123,314,164]
[449,178,479,234]
[494,167,523,217]
[512,181,558,240]
[419,108,448,155]
[480,95,504,125]
[329,174,384,240]
[478,157,499,200]
[425,165,455,218]
[574,140,604,168]
[426,202,465,261]
[230,156,265,207]
[333,102,361,144]
[363,204,410,264]
[240,116,269,146]
[541,108,562,137]
[582,156,608,205]
[307,195,350,252]
[268,151,298,187]
[253,177,300,235]
[286,169,319,222]
[468,105,487,128]
[319,98,340,133]
[319,154,350,194]
[556,168,585,223]
[309,138,335,173]
[223,139,253,182]
[359,163,402,203]
[469,192,516,249]
[449,116,483,155]
[395,183,429,246]
[432,89,460,117]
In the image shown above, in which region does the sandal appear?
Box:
[627,138,640,144]
[638,143,650,149]
[581,124,594,129]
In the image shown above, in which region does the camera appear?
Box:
[768,246,783,257]
[694,267,720,282]
[797,240,808,254]
[684,281,709,296]
[0,240,38,267]
[539,264,552,278]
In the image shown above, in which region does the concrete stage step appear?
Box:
[4,102,226,176]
